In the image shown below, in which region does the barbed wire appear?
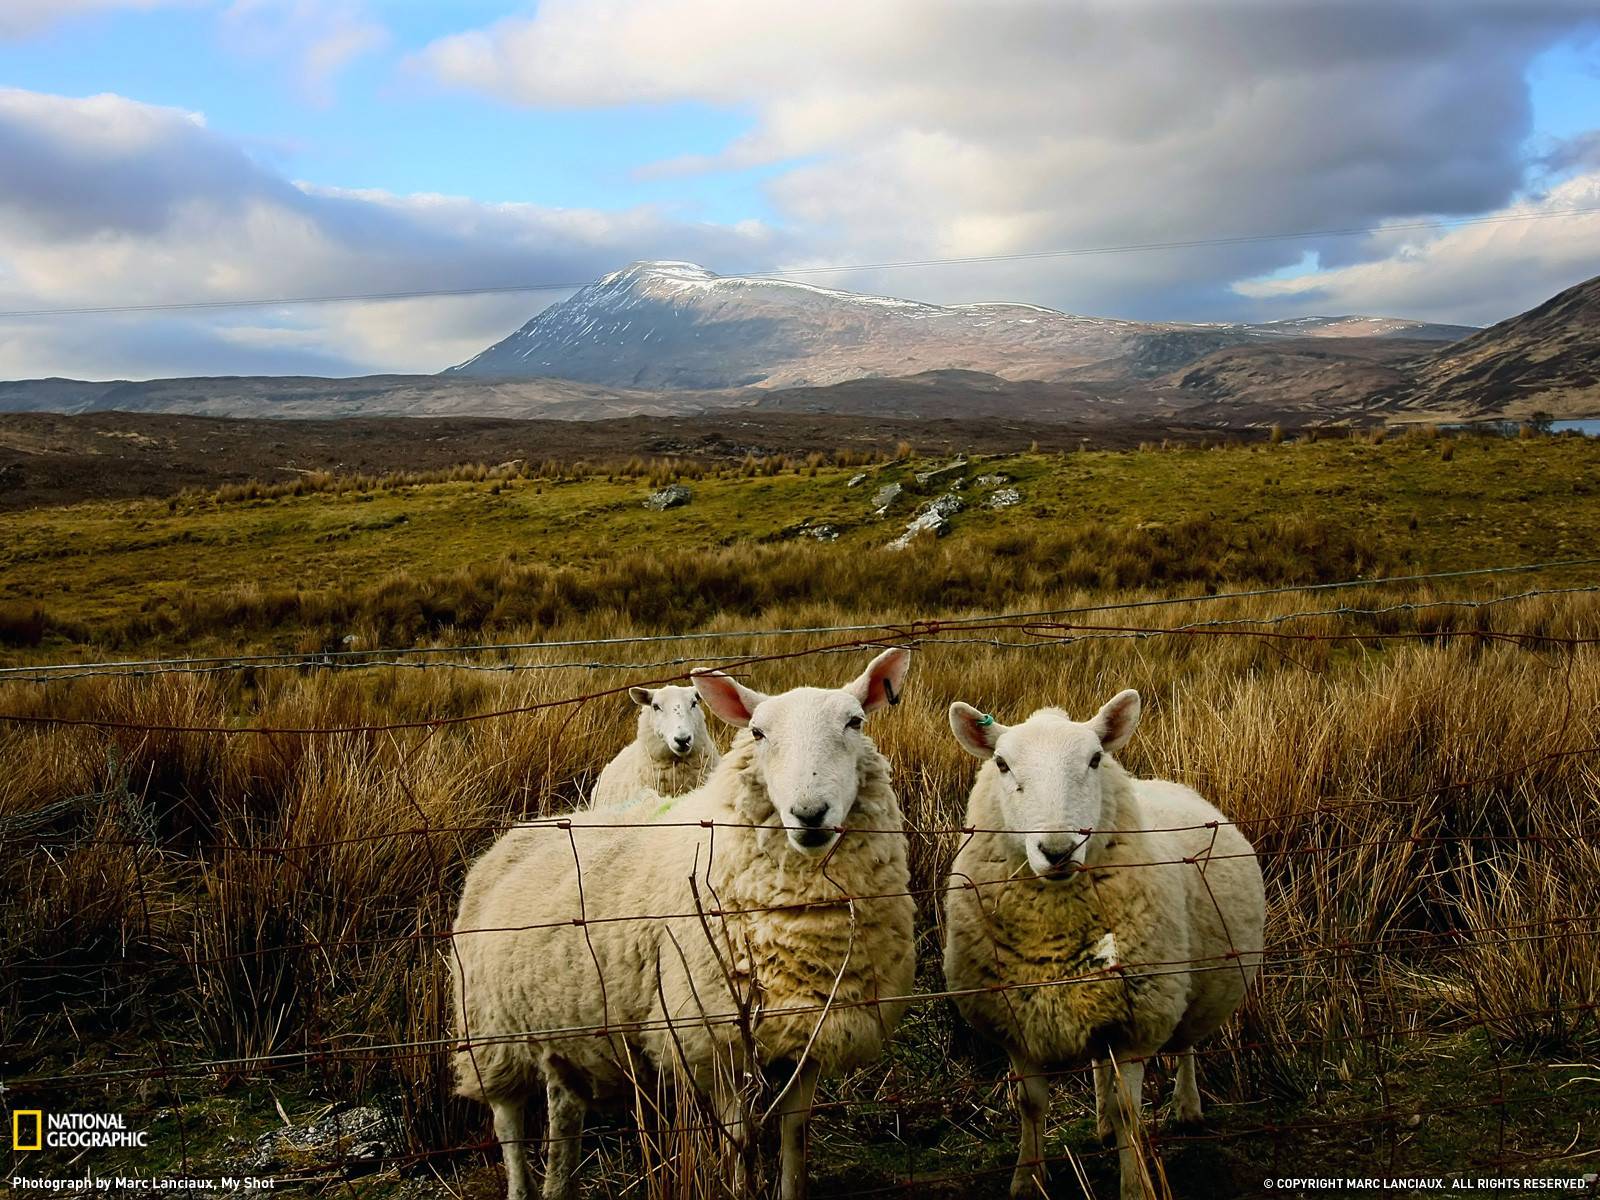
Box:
[10,924,1596,1089]
[3,618,1598,737]
[4,555,1597,682]
[9,731,1599,854]
[9,910,1595,993]
[5,582,1597,685]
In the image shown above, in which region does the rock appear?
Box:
[803,524,841,542]
[986,488,1022,509]
[643,483,692,510]
[239,1104,398,1178]
[975,473,1010,487]
[886,493,962,549]
[847,472,868,487]
[914,457,968,485]
[871,482,903,515]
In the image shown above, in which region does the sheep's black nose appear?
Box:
[1039,844,1074,869]
[793,805,828,829]
[673,735,692,750]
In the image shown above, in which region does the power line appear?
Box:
[3,204,1596,319]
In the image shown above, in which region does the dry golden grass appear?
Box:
[2,581,1598,1196]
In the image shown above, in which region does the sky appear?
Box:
[0,0,1598,380]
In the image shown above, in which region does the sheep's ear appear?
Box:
[1090,689,1141,753]
[628,686,654,707]
[949,702,1006,759]
[846,646,911,714]
[691,669,767,728]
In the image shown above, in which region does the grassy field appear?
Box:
[4,430,1599,653]
[3,432,1598,1199]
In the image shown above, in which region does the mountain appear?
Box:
[12,268,1598,428]
[447,260,1470,390]
[1157,338,1431,424]
[1389,274,1600,419]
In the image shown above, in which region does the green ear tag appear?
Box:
[977,714,995,727]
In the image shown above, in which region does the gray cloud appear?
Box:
[0,1,192,41]
[423,1,1600,322]
[5,4,1600,379]
[0,89,786,377]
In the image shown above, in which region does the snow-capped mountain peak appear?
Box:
[447,262,1472,390]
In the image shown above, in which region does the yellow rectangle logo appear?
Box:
[13,1109,43,1151]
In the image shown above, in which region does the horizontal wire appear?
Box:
[10,932,1597,1088]
[9,909,1593,981]
[10,732,1599,853]
[3,618,1599,736]
[5,555,1597,680]
[4,583,1595,684]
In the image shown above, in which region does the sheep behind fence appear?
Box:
[3,581,1599,1197]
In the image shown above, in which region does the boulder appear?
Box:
[914,457,968,485]
[643,483,692,510]
[871,482,903,515]
[886,493,962,550]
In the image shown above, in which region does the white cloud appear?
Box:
[0,89,784,378]
[7,4,1600,379]
[220,1,388,105]
[1233,173,1600,325]
[419,0,1600,321]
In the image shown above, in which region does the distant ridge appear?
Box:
[446,260,1471,390]
[12,268,1600,425]
[1392,273,1600,418]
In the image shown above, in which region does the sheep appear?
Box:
[589,683,721,809]
[941,690,1265,1200]
[450,648,916,1200]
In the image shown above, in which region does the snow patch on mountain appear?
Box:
[447,261,1472,390]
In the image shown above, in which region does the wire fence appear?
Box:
[4,571,1599,1197]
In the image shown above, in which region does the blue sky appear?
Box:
[0,3,785,222]
[0,1,1597,378]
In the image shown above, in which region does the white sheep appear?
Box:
[941,690,1265,1200]
[589,683,721,808]
[450,648,916,1200]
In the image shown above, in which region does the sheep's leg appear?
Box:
[1107,1057,1149,1200]
[775,1059,821,1200]
[1007,1050,1050,1198]
[542,1074,587,1200]
[714,1080,753,1197]
[1172,1048,1203,1125]
[1094,1059,1116,1144]
[491,1097,532,1200]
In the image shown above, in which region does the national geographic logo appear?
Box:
[11,1111,149,1150]
[12,1111,42,1152]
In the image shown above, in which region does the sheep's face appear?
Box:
[629,684,708,760]
[692,648,911,857]
[949,691,1141,881]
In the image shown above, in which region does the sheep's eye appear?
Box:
[846,716,863,731]
[995,757,1010,774]
[751,728,766,741]
[1089,752,1102,769]
[652,704,660,712]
